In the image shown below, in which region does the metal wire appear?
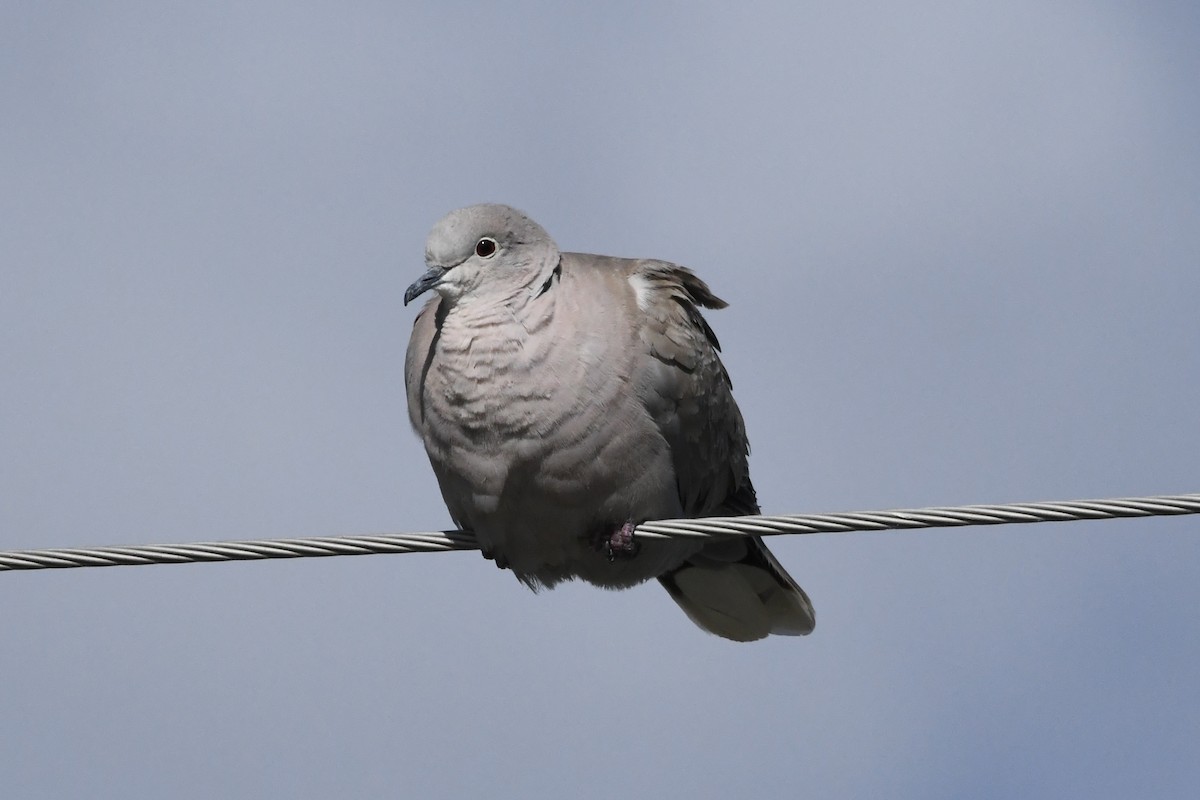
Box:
[1,493,1196,573]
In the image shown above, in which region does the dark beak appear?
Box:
[404,266,447,306]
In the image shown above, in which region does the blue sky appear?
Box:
[2,2,1199,797]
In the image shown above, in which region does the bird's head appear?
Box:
[404,204,561,307]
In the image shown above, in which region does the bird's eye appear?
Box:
[475,237,498,258]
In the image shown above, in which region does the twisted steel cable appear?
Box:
[1,493,1196,572]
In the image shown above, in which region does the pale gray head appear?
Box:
[403,204,560,307]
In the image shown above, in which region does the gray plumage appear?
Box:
[403,204,814,641]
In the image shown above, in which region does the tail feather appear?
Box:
[658,537,815,642]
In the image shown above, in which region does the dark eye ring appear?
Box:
[475,237,498,258]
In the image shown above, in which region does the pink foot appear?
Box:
[600,521,641,562]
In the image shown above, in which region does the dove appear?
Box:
[403,204,814,641]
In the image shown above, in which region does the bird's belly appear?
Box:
[420,324,701,588]
[430,418,699,590]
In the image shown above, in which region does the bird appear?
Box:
[403,204,814,641]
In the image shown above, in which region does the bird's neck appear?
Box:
[442,257,560,324]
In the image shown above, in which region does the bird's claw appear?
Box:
[601,521,641,562]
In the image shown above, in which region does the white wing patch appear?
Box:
[628,272,653,311]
